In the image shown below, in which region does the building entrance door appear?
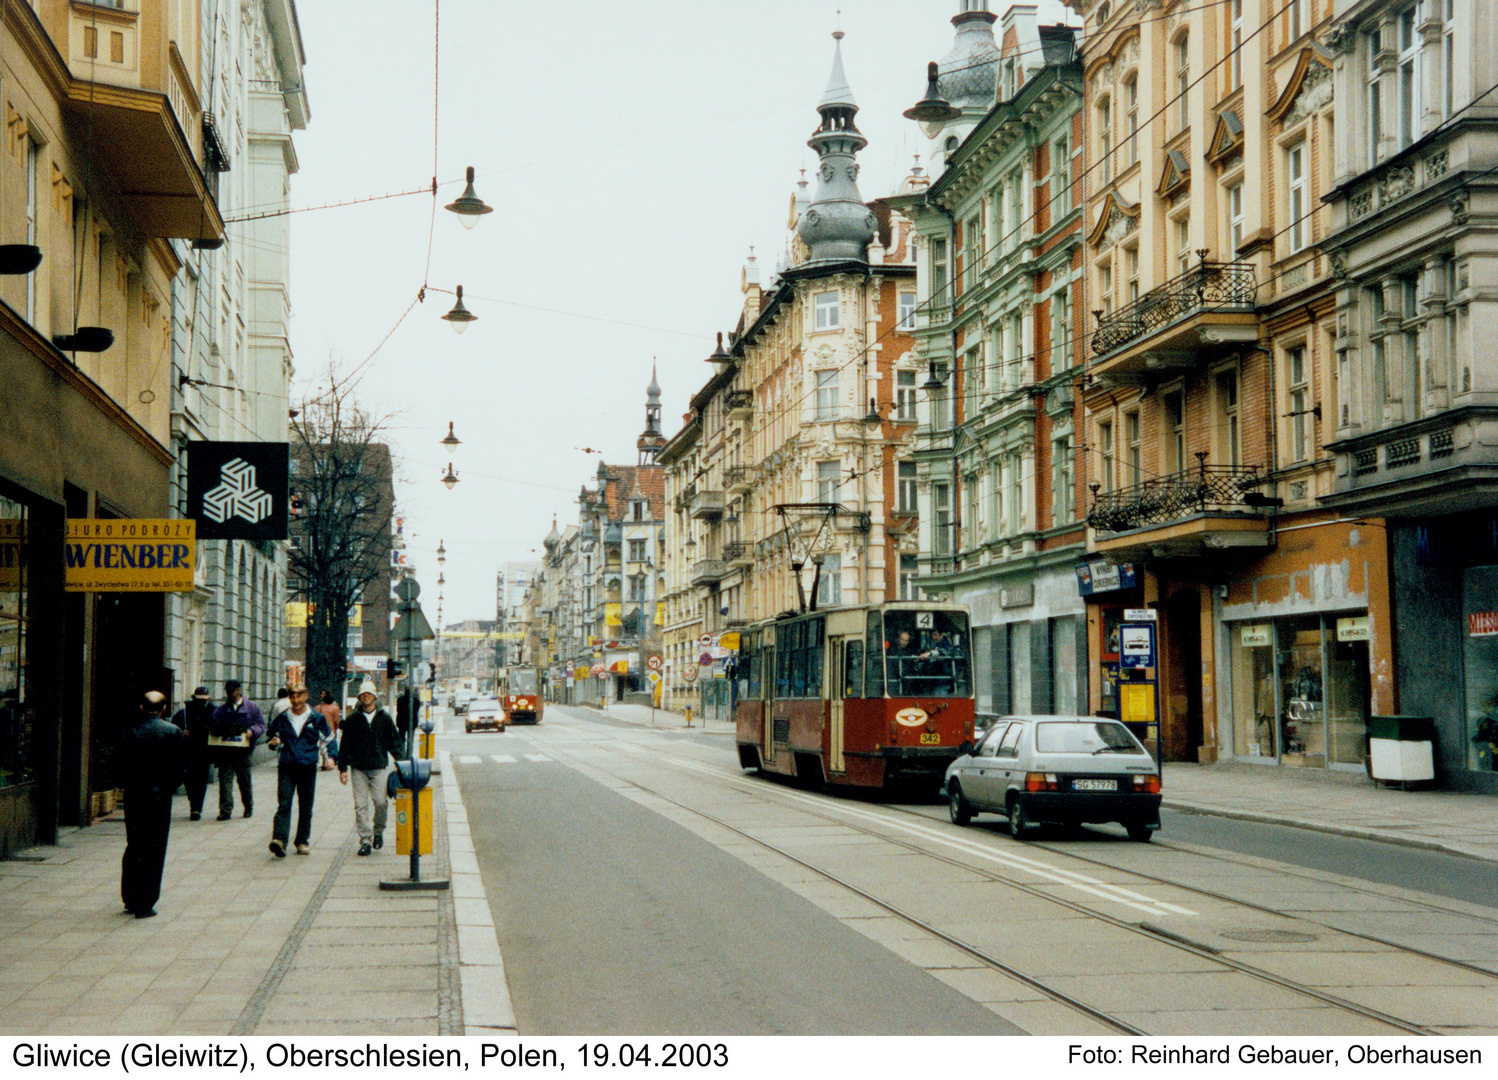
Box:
[1163,589,1203,762]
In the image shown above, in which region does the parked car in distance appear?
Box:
[451,690,476,715]
[943,715,1161,842]
[465,696,506,734]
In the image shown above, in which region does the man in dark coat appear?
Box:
[170,686,215,820]
[210,679,264,820]
[120,691,184,918]
[264,684,331,857]
[337,680,401,856]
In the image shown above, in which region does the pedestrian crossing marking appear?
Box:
[457,755,481,764]
[490,754,517,764]
[524,754,553,762]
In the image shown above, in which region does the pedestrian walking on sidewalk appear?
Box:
[265,684,331,857]
[210,680,264,820]
[170,686,215,820]
[119,691,184,919]
[337,680,400,856]
[316,690,342,772]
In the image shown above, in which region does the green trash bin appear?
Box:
[1367,715,1436,787]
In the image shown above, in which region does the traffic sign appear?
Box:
[684,667,698,682]
[699,652,713,667]
[647,654,663,672]
[647,671,661,685]
[396,578,421,603]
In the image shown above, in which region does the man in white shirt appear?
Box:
[264,685,332,857]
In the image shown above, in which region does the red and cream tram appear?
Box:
[734,601,976,791]
[498,666,544,724]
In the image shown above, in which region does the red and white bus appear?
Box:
[734,601,976,791]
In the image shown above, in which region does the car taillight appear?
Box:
[1024,772,1059,792]
[1132,774,1161,794]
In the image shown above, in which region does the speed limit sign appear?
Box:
[647,654,663,672]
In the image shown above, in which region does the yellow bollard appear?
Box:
[685,705,693,728]
[395,787,433,855]
[418,730,436,758]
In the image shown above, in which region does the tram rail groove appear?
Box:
[640,754,1448,1035]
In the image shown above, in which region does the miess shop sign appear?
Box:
[64,519,195,592]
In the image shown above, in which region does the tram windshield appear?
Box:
[510,669,539,695]
[880,609,973,698]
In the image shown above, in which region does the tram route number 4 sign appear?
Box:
[647,654,663,672]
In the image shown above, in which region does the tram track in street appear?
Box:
[559,737,1451,1036]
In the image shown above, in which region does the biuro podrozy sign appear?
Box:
[63,519,195,592]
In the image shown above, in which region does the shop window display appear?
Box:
[0,498,32,791]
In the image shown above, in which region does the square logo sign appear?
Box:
[186,441,289,540]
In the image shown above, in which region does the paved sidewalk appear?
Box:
[1163,760,1498,862]
[570,701,735,734]
[0,759,470,1035]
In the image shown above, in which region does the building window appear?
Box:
[1098,420,1115,492]
[1287,142,1307,253]
[899,555,919,600]
[965,344,984,412]
[1006,313,1023,390]
[1052,286,1070,372]
[1176,217,1192,277]
[1125,75,1139,165]
[1053,134,1071,215]
[1008,451,1024,534]
[1006,167,1023,242]
[814,290,839,331]
[898,291,917,330]
[1403,274,1422,417]
[1398,4,1420,149]
[1052,436,1074,526]
[1126,410,1142,485]
[1217,368,1241,466]
[898,461,917,512]
[896,369,917,419]
[933,483,951,554]
[1231,0,1244,88]
[1228,182,1244,254]
[815,369,839,420]
[1098,98,1112,184]
[628,574,647,602]
[1287,347,1309,461]
[965,215,983,287]
[1371,285,1389,405]
[627,539,646,563]
[816,554,841,606]
[1125,245,1139,304]
[990,460,1005,535]
[1164,391,1185,473]
[1175,34,1190,131]
[930,237,949,304]
[1289,0,1306,40]
[1368,28,1383,166]
[964,472,982,548]
[1100,262,1113,318]
[816,460,841,505]
[1444,0,1456,117]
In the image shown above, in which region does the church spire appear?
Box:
[638,362,664,465]
[796,30,876,265]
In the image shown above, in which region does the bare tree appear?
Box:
[288,372,394,697]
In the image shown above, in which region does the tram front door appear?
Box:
[828,637,847,774]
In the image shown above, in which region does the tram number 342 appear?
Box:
[577,1044,729,1068]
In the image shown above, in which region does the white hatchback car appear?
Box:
[942,715,1161,842]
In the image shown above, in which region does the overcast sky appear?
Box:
[286,0,1070,624]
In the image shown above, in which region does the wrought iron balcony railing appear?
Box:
[723,541,752,563]
[1087,460,1266,534]
[1091,259,1258,357]
[725,465,754,491]
[725,390,753,414]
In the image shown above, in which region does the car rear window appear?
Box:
[1035,721,1143,755]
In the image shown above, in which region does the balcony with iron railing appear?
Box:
[725,465,754,494]
[689,559,729,587]
[725,390,753,420]
[1086,456,1274,558]
[1090,256,1258,378]
[723,541,753,566]
[689,489,725,520]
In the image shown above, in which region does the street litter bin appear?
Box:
[1367,715,1436,788]
[395,787,433,855]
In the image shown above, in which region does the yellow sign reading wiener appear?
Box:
[64,519,195,592]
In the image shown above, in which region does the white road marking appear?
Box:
[524,753,554,762]
[663,755,1195,917]
[457,755,482,764]
[490,754,517,764]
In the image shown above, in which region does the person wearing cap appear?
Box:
[264,684,331,857]
[119,691,184,918]
[210,680,265,820]
[170,686,216,820]
[337,680,400,856]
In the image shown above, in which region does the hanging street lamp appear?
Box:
[441,463,460,490]
[444,166,493,229]
[441,422,460,451]
[705,331,731,375]
[441,285,476,334]
[903,62,961,138]
[436,541,447,566]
